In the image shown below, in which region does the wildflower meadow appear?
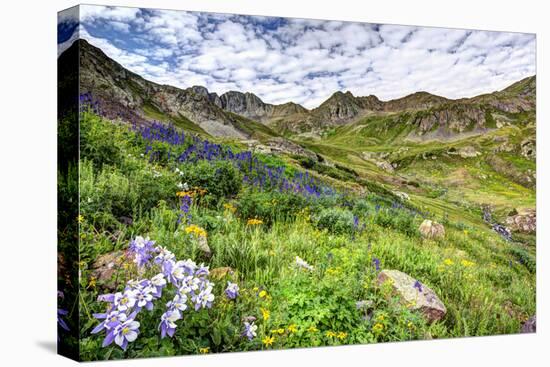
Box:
[56,98,535,361]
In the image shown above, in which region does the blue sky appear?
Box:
[58,5,536,109]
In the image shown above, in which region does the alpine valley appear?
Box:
[58,36,536,361]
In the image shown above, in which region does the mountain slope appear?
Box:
[70,39,282,140]
[272,77,535,136]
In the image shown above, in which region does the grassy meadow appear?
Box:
[57,108,535,361]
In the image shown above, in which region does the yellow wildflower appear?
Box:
[287,324,298,333]
[77,215,84,223]
[372,323,384,333]
[87,276,97,289]
[461,259,475,267]
[223,203,236,213]
[247,218,264,225]
[259,290,268,298]
[443,258,454,266]
[307,326,318,333]
[261,308,270,321]
[337,332,347,340]
[184,224,207,237]
[407,321,414,329]
[199,347,209,354]
[325,331,337,338]
[262,336,275,347]
[176,190,195,198]
[271,328,285,335]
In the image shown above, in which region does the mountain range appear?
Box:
[62,39,535,140]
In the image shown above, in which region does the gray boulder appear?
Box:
[377,269,446,323]
[419,219,445,239]
[520,315,536,333]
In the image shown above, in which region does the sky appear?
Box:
[58,5,536,109]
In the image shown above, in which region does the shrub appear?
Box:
[178,160,242,207]
[373,208,417,237]
[315,208,357,235]
[510,247,536,273]
[80,113,125,167]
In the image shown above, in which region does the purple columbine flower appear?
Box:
[159,309,181,339]
[225,281,239,300]
[242,321,258,341]
[129,236,155,268]
[179,275,200,295]
[97,293,115,303]
[413,280,423,292]
[154,246,175,264]
[112,319,140,351]
[195,264,210,277]
[58,309,70,331]
[91,310,127,335]
[134,286,154,311]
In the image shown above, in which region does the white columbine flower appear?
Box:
[114,290,137,312]
[179,276,200,295]
[170,293,188,312]
[151,273,166,287]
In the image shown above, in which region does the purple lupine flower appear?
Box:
[372,258,380,272]
[225,281,239,300]
[112,319,140,351]
[159,309,181,338]
[242,321,258,340]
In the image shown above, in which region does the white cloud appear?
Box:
[66,5,536,109]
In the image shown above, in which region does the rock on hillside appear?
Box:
[218,91,308,122]
[377,269,447,323]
